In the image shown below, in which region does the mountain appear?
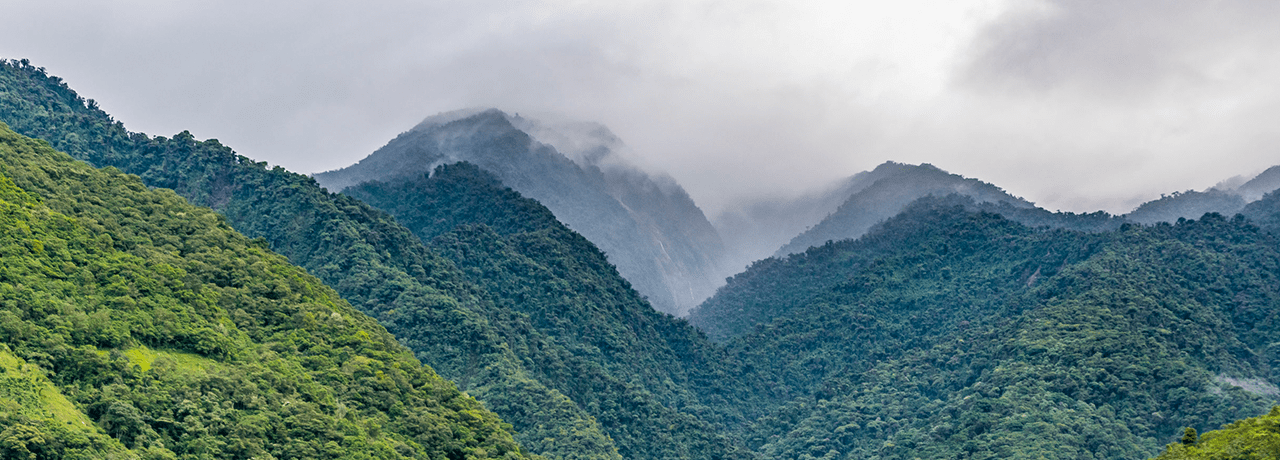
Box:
[0,59,618,459]
[314,109,725,316]
[691,195,1126,342]
[343,162,763,459]
[1242,189,1280,234]
[692,195,1280,459]
[1124,190,1247,225]
[0,58,761,460]
[773,162,1034,257]
[1124,166,1280,225]
[1236,166,1280,202]
[1152,406,1280,459]
[712,162,917,278]
[0,122,530,459]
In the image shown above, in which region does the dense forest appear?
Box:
[700,196,1280,458]
[0,58,756,460]
[0,123,529,459]
[5,58,1280,459]
[1153,406,1280,459]
[344,163,764,459]
[315,108,727,316]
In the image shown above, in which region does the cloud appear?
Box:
[2,0,1278,216]
[904,0,1280,213]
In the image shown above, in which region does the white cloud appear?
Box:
[2,0,1277,215]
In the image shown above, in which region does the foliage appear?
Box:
[1242,189,1280,235]
[703,197,1280,459]
[346,163,759,459]
[0,122,531,459]
[1125,189,1246,225]
[0,58,738,459]
[691,194,1124,343]
[1153,406,1280,459]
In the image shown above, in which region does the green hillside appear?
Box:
[345,163,762,459]
[702,197,1280,459]
[689,195,1124,343]
[0,123,530,459]
[1152,406,1280,459]
[0,58,756,460]
[0,58,625,460]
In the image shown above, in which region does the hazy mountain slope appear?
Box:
[314,109,725,315]
[0,123,530,459]
[1124,190,1247,225]
[345,163,762,459]
[1241,189,1280,234]
[1124,166,1280,225]
[690,195,1127,342]
[1236,165,1280,202]
[712,162,918,277]
[698,199,1280,459]
[0,59,619,460]
[774,162,1033,257]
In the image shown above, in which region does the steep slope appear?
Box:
[1241,189,1280,234]
[699,197,1280,459]
[344,163,761,459]
[1152,406,1280,459]
[0,123,530,459]
[1124,190,1247,225]
[314,109,725,316]
[774,162,1034,257]
[0,59,619,460]
[0,58,762,460]
[691,195,1124,342]
[1236,166,1280,202]
[1124,166,1280,225]
[712,162,919,277]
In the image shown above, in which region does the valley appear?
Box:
[2,58,1280,460]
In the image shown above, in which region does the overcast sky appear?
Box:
[3,0,1278,215]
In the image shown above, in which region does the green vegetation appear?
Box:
[699,197,1280,459]
[1153,406,1280,459]
[346,163,758,459]
[0,58,748,459]
[0,122,530,459]
[8,57,1280,460]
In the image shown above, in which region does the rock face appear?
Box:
[315,109,725,315]
[773,162,1034,257]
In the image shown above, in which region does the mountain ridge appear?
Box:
[315,108,726,315]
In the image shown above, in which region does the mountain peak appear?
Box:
[773,162,1031,256]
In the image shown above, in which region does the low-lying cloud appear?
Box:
[2,0,1277,215]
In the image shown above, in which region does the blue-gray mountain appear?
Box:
[1125,166,1280,225]
[769,162,1035,257]
[314,109,726,316]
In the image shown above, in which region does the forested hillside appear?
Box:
[10,57,1280,460]
[0,123,529,459]
[699,196,1280,459]
[345,163,762,459]
[0,59,621,459]
[1124,167,1280,225]
[1152,406,1280,459]
[774,162,1033,257]
[315,109,726,316]
[690,195,1125,342]
[0,58,756,460]
[1125,190,1246,225]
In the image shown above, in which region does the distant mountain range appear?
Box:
[772,162,1035,256]
[7,57,1280,460]
[1125,166,1280,225]
[315,109,726,316]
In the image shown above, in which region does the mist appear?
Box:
[3,0,1278,216]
